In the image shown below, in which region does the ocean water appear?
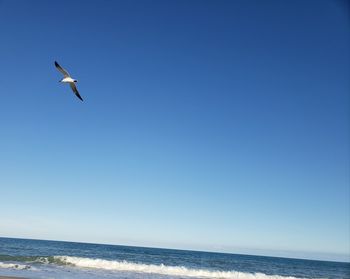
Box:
[0,238,348,279]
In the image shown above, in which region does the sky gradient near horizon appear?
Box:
[0,0,349,262]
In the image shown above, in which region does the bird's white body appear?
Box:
[61,77,77,83]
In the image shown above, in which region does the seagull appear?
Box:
[55,61,83,101]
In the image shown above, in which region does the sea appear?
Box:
[0,238,348,279]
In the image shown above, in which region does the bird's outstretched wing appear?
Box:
[70,83,84,101]
[55,61,70,77]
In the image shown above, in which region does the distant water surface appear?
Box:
[0,238,348,279]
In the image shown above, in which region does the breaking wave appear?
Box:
[0,261,32,270]
[0,255,313,278]
[52,256,306,279]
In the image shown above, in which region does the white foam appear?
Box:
[0,261,31,270]
[54,256,307,279]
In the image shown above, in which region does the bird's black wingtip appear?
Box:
[54,61,59,67]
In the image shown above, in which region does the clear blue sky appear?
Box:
[0,0,349,262]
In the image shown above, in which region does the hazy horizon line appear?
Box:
[1,235,348,264]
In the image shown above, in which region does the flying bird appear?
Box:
[55,61,83,101]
